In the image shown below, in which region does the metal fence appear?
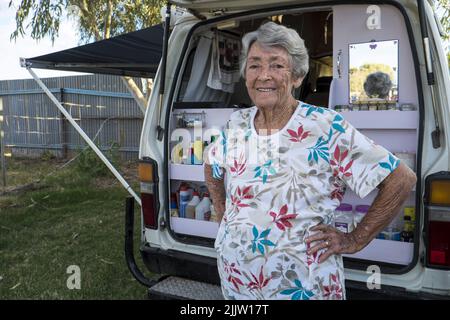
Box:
[0,74,145,160]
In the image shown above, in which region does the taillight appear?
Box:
[139,157,159,229]
[424,172,450,269]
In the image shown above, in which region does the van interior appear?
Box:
[164,5,419,273]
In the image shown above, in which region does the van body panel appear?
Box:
[344,262,425,291]
[136,0,450,298]
[422,268,450,294]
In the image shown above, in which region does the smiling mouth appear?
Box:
[257,88,276,92]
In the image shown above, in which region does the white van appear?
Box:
[129,0,450,299]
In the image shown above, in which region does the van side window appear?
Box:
[176,33,232,104]
[302,56,333,107]
[176,47,196,102]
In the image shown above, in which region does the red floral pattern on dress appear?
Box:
[247,266,271,291]
[306,241,320,266]
[230,186,254,213]
[330,145,353,178]
[287,125,311,143]
[223,260,244,292]
[230,153,247,176]
[322,271,343,300]
[330,182,345,201]
[269,204,298,231]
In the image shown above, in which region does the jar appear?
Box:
[341,105,351,112]
[387,103,397,111]
[360,104,369,111]
[400,103,416,111]
[352,104,361,111]
[353,205,370,228]
[334,203,354,233]
[377,103,388,111]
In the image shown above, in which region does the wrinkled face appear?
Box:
[245,42,302,110]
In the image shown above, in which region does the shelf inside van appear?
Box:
[170,216,218,238]
[340,110,418,129]
[170,163,205,182]
[170,216,414,264]
[343,238,414,265]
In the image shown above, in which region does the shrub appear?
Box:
[74,141,121,178]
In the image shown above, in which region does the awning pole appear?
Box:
[25,66,141,206]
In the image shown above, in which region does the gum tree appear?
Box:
[9,0,166,112]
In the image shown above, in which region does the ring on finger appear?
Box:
[325,240,330,246]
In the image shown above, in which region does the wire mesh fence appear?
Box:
[0,74,145,161]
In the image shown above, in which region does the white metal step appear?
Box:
[148,276,224,300]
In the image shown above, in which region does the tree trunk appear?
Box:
[121,77,148,114]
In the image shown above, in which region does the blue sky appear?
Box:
[0,1,85,80]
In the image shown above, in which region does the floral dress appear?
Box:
[206,101,400,300]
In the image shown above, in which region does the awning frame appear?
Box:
[22,59,142,206]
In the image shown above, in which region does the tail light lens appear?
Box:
[424,172,450,268]
[139,158,159,229]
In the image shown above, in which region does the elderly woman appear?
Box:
[204,22,416,300]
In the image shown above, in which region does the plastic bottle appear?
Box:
[184,144,193,165]
[401,222,414,242]
[189,143,194,165]
[185,191,201,219]
[193,137,203,165]
[171,137,183,164]
[179,184,190,218]
[334,203,354,233]
[195,192,212,221]
[381,227,401,241]
[209,203,218,223]
[169,193,179,217]
[401,206,415,242]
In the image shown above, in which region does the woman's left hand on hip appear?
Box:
[305,224,360,264]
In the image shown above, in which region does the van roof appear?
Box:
[171,0,417,13]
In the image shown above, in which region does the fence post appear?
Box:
[0,97,6,188]
[59,88,68,159]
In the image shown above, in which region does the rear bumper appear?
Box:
[140,245,450,300]
[141,245,220,285]
[345,280,450,300]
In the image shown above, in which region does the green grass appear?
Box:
[0,157,155,299]
[1,158,56,187]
